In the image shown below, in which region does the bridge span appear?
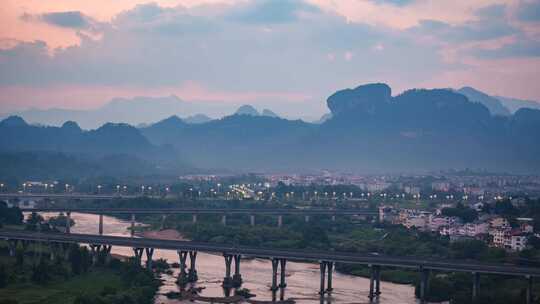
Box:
[0,193,136,200]
[0,230,537,303]
[21,207,379,233]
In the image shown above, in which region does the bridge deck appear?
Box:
[20,208,377,215]
[1,230,538,277]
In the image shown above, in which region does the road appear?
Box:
[1,230,538,277]
[20,207,378,215]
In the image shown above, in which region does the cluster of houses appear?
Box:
[379,206,534,251]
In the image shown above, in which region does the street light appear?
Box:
[97,185,102,194]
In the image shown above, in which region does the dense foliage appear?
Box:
[0,203,23,226]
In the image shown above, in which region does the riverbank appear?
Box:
[0,241,160,304]
[140,229,188,241]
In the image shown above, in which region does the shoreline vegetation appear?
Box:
[0,242,160,304]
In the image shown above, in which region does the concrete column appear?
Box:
[66,212,71,234]
[223,254,233,287]
[160,214,166,230]
[305,215,310,223]
[221,215,227,226]
[472,272,479,301]
[103,245,112,264]
[7,240,16,257]
[232,254,242,287]
[90,244,102,265]
[375,265,381,296]
[319,261,327,295]
[368,265,375,302]
[98,214,103,235]
[327,262,334,292]
[526,275,533,304]
[145,248,154,269]
[49,243,56,261]
[279,259,287,288]
[278,215,283,228]
[133,247,144,263]
[178,251,188,285]
[130,214,135,237]
[250,215,255,226]
[271,258,279,291]
[192,214,197,224]
[420,267,428,304]
[188,251,198,282]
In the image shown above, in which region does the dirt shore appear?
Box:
[139,229,189,241]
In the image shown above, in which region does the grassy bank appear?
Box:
[0,242,160,304]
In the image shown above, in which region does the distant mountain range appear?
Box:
[234,105,280,118]
[2,83,540,175]
[2,96,287,129]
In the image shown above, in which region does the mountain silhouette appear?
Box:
[457,87,511,116]
[3,83,540,173]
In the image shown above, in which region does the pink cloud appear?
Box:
[420,56,540,100]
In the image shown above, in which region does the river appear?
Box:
[37,212,419,304]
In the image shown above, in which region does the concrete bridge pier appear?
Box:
[49,243,57,261]
[133,247,144,264]
[61,243,70,260]
[232,254,243,287]
[66,212,71,234]
[192,214,197,224]
[331,215,336,222]
[177,250,189,285]
[223,254,234,287]
[103,245,112,264]
[145,248,154,269]
[89,244,102,265]
[271,258,279,291]
[319,261,327,295]
[7,239,16,257]
[375,265,381,296]
[188,251,198,282]
[130,214,135,237]
[222,215,227,226]
[472,272,480,301]
[279,259,287,289]
[160,215,167,230]
[326,262,334,293]
[98,214,104,235]
[278,215,283,228]
[250,215,255,227]
[419,267,429,304]
[368,265,376,301]
[526,275,533,304]
[304,215,310,223]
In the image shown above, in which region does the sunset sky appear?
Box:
[1,0,539,116]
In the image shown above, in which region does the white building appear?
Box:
[509,234,528,251]
[404,216,428,230]
[464,222,489,237]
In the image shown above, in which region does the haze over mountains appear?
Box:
[2,83,540,176]
[2,85,538,130]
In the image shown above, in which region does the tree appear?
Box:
[0,202,23,225]
[31,260,51,284]
[0,264,7,288]
[441,203,478,223]
[69,244,82,275]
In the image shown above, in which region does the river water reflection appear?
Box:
[37,212,419,304]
